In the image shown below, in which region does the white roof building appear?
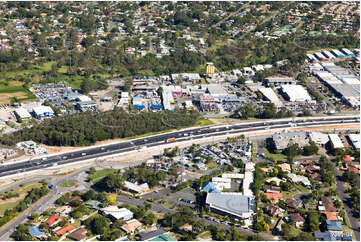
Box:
[308,132,329,146]
[14,107,31,120]
[243,171,254,197]
[222,173,244,179]
[280,85,312,102]
[32,106,54,118]
[288,173,311,187]
[258,87,284,108]
[328,134,344,149]
[348,134,360,149]
[101,207,133,221]
[124,181,149,194]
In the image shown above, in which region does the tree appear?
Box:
[106,194,117,205]
[11,224,32,241]
[303,141,318,156]
[143,212,156,225]
[284,143,302,163]
[91,216,110,235]
[236,104,255,119]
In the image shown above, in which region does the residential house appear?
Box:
[263,204,283,217]
[278,163,291,173]
[67,228,87,241]
[322,197,337,212]
[290,213,305,228]
[266,177,283,186]
[54,225,76,237]
[325,212,338,221]
[29,226,44,238]
[101,206,133,221]
[45,215,61,227]
[121,219,143,234]
[54,206,72,216]
[285,198,303,210]
[137,227,168,241]
[263,185,281,194]
[264,193,283,203]
[326,220,343,233]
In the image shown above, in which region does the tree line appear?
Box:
[0,110,200,146]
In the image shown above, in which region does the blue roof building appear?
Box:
[313,232,337,241]
[29,226,44,238]
[201,182,220,193]
[326,220,343,231]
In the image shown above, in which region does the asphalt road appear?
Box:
[0,115,358,178]
[334,167,360,241]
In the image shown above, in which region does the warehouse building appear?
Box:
[322,50,336,59]
[328,134,344,149]
[206,192,255,220]
[341,48,354,57]
[265,75,296,87]
[331,49,345,58]
[32,106,54,119]
[76,100,97,112]
[14,107,31,121]
[314,52,327,61]
[133,96,145,110]
[258,87,284,108]
[205,84,228,98]
[308,132,329,147]
[280,85,312,102]
[348,134,360,149]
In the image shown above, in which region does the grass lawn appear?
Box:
[264,149,286,162]
[60,181,76,187]
[198,231,212,239]
[0,182,42,215]
[195,119,214,126]
[87,169,117,184]
[206,162,218,169]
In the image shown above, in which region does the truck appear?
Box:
[166,138,176,143]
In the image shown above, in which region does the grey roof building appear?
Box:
[206,192,255,219]
[272,131,309,150]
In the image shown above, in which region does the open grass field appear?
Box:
[60,181,76,187]
[87,169,117,184]
[264,149,287,161]
[0,182,42,215]
[195,119,214,126]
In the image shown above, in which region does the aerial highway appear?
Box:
[0,115,359,178]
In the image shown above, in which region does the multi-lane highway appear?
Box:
[0,115,359,178]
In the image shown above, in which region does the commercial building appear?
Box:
[205,192,255,219]
[341,48,354,57]
[331,49,345,58]
[14,107,31,121]
[212,177,231,190]
[205,84,228,98]
[258,87,283,108]
[133,96,145,110]
[348,134,360,149]
[308,132,329,146]
[322,50,336,59]
[124,181,149,194]
[32,106,54,119]
[265,75,296,87]
[272,131,309,150]
[280,85,312,102]
[314,52,327,61]
[76,100,98,112]
[101,206,133,221]
[328,134,344,149]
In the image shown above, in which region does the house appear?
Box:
[313,231,338,241]
[124,181,149,194]
[45,215,61,226]
[278,163,291,173]
[326,220,343,232]
[121,219,143,234]
[266,177,283,186]
[263,204,283,217]
[263,185,281,194]
[29,226,44,238]
[290,213,305,228]
[137,227,168,241]
[343,155,353,162]
[85,200,102,210]
[325,212,338,221]
[54,224,76,237]
[101,206,133,221]
[67,228,87,241]
[285,198,303,209]
[54,206,72,216]
[264,192,283,203]
[288,173,311,187]
[322,197,337,212]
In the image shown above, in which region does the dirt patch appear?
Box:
[0,92,28,104]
